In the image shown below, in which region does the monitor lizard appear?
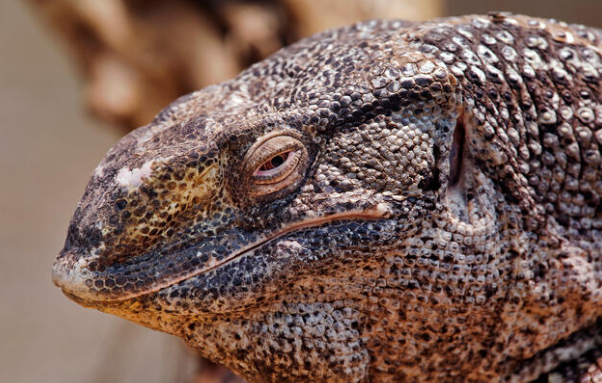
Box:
[52,13,602,383]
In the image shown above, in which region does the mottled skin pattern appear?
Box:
[52,14,602,383]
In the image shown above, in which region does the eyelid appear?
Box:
[247,138,302,172]
[243,130,303,165]
[252,150,301,184]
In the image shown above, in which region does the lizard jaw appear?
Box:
[52,203,392,305]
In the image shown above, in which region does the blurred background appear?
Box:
[1,0,601,382]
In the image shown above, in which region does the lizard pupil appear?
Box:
[271,155,285,167]
[260,152,289,171]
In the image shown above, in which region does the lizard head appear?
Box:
[52,16,602,382]
[52,20,464,379]
[53,21,463,309]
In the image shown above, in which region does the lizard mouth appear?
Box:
[52,204,391,304]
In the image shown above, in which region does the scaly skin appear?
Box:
[53,14,602,382]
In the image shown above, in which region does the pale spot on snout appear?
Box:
[94,164,105,178]
[115,161,154,189]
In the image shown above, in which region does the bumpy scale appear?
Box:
[53,13,602,383]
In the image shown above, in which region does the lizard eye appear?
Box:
[258,151,291,171]
[242,132,308,198]
[254,150,298,182]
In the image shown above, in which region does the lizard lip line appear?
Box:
[54,203,391,303]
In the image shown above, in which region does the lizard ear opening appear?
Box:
[444,112,473,223]
[443,112,497,226]
[449,117,465,188]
